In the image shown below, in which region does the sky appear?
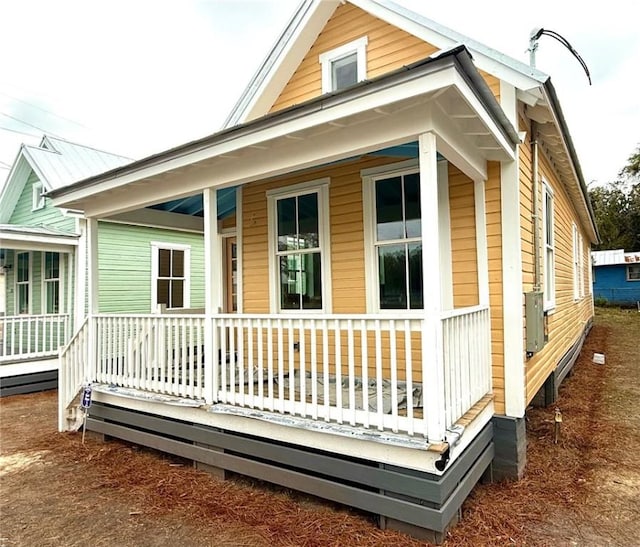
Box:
[0,0,638,190]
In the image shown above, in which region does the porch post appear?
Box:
[203,188,221,404]
[75,218,87,330]
[474,179,490,307]
[86,217,99,382]
[419,132,446,443]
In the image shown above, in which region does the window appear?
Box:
[319,36,368,93]
[32,181,45,210]
[628,264,640,281]
[16,252,30,314]
[364,164,423,311]
[573,225,586,300]
[542,182,555,310]
[151,243,191,310]
[268,179,330,312]
[43,252,60,314]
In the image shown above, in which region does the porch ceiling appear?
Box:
[50,47,518,219]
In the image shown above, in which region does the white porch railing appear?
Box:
[442,305,492,428]
[1,314,70,363]
[58,306,491,440]
[58,317,89,431]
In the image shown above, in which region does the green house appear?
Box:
[0,136,209,395]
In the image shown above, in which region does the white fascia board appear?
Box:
[106,208,205,233]
[238,0,338,125]
[0,152,32,223]
[21,148,54,192]
[352,0,545,93]
[53,65,460,212]
[0,231,78,252]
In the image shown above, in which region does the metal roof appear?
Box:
[592,249,640,266]
[24,136,133,191]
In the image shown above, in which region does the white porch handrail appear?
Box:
[442,304,492,427]
[1,314,70,363]
[58,317,89,431]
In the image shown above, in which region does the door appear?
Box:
[224,237,237,313]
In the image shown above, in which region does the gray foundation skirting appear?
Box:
[87,403,493,543]
[0,370,58,397]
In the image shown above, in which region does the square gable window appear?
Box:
[319,36,368,93]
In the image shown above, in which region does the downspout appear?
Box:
[531,120,541,291]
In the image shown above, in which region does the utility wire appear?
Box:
[0,125,40,138]
[0,111,65,138]
[0,91,89,129]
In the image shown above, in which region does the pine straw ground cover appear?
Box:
[1,307,638,547]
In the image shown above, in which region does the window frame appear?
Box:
[150,242,191,311]
[627,263,640,281]
[542,181,555,311]
[42,251,61,315]
[15,251,31,315]
[319,36,368,93]
[362,160,425,314]
[32,181,45,211]
[267,178,331,313]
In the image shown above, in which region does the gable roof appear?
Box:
[223,0,597,242]
[0,136,132,223]
[223,0,548,128]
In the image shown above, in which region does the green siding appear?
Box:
[8,170,75,232]
[97,222,205,313]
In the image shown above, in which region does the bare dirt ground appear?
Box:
[1,307,639,547]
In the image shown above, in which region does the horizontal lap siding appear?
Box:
[523,149,594,404]
[448,166,479,308]
[485,161,505,414]
[269,3,438,113]
[97,222,205,314]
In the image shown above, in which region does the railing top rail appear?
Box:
[93,312,425,322]
[2,313,71,320]
[59,316,89,357]
[440,304,489,320]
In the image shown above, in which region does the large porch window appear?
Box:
[268,179,330,312]
[16,252,30,314]
[43,251,60,314]
[151,243,191,310]
[364,164,423,311]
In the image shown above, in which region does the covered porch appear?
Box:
[0,225,77,395]
[53,47,518,470]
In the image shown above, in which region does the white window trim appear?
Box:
[572,223,579,301]
[362,159,427,314]
[32,181,45,211]
[15,251,32,315]
[150,242,191,311]
[578,233,585,297]
[41,251,64,315]
[627,264,640,281]
[267,178,332,313]
[319,36,368,93]
[542,181,555,311]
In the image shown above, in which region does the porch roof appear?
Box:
[0,224,79,252]
[49,45,519,219]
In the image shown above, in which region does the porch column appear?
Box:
[203,188,221,404]
[86,217,99,382]
[419,132,446,443]
[75,218,87,330]
[437,161,453,311]
[474,179,490,307]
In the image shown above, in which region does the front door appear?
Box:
[224,237,237,313]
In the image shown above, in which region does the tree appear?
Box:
[589,144,640,251]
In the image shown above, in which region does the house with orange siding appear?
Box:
[49,1,596,541]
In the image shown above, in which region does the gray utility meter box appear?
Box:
[525,291,545,353]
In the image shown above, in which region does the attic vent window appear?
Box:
[319,36,368,93]
[32,181,45,211]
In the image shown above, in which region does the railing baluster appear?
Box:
[375,319,383,431]
[267,319,274,411]
[389,320,398,433]
[360,319,369,428]
[287,318,294,412]
[310,320,318,420]
[405,319,414,436]
[347,319,356,426]
[322,319,329,422]
[334,319,342,424]
[299,320,306,417]
[277,320,284,414]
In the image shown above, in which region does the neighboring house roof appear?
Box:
[592,249,640,267]
[0,136,133,223]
